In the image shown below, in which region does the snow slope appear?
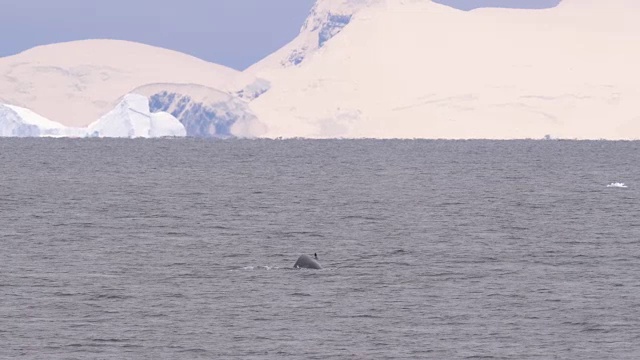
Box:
[86,94,186,138]
[246,0,640,139]
[0,39,262,127]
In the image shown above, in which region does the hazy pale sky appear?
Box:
[434,0,561,10]
[0,0,562,70]
[0,0,316,70]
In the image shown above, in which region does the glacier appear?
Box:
[148,91,256,138]
[132,83,264,138]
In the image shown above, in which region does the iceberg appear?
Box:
[86,94,186,138]
[1,94,199,138]
[0,105,40,137]
[0,103,85,137]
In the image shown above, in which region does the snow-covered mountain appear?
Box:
[0,39,264,128]
[3,1,639,140]
[245,0,640,139]
[86,94,186,138]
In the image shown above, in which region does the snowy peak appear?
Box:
[301,0,375,48]
[247,0,378,72]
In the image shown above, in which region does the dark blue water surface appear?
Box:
[1,139,639,359]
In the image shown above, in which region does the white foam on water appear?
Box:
[239,266,282,271]
[606,182,628,188]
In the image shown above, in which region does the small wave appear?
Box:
[347,314,382,319]
[91,338,129,343]
[607,182,628,188]
[90,293,132,300]
[176,348,208,354]
[391,249,409,255]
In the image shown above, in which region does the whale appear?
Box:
[293,254,322,269]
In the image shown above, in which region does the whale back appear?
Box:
[293,254,322,269]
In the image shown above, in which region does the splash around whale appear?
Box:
[293,254,322,269]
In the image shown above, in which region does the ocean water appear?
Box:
[1,139,639,359]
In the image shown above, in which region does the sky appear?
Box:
[0,0,563,70]
[434,0,561,10]
[0,0,316,70]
